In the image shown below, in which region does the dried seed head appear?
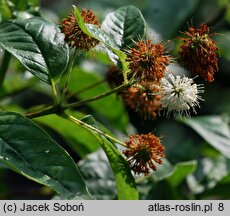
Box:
[126,39,170,81]
[123,133,165,176]
[61,9,100,50]
[178,24,219,82]
[122,81,162,119]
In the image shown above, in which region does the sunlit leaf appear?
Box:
[0,17,69,83]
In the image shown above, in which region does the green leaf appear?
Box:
[78,149,117,200]
[0,111,91,199]
[102,5,146,49]
[81,115,139,200]
[166,161,197,187]
[182,116,230,158]
[0,17,69,84]
[35,113,100,158]
[146,0,199,38]
[72,5,118,50]
[154,159,197,186]
[73,5,130,82]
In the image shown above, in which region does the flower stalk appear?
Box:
[61,112,126,147]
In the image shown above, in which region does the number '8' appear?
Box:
[218,203,224,211]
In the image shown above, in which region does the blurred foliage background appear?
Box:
[0,0,230,199]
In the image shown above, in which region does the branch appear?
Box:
[25,82,132,118]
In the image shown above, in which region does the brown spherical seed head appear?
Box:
[126,39,170,81]
[61,9,100,50]
[122,81,162,119]
[178,24,219,82]
[123,133,165,176]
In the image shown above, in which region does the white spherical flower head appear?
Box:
[160,74,204,116]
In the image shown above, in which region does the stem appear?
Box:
[0,51,11,87]
[51,80,60,105]
[62,112,126,147]
[63,82,130,110]
[61,48,77,102]
[67,79,106,100]
[25,81,134,118]
[25,105,56,118]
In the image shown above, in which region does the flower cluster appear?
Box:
[123,133,165,176]
[160,74,204,117]
[61,9,100,50]
[60,8,220,176]
[122,23,219,118]
[178,24,219,82]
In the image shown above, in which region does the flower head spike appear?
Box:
[178,24,219,82]
[126,39,170,81]
[61,8,100,50]
[160,74,204,117]
[123,133,165,176]
[122,81,162,119]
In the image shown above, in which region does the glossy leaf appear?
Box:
[102,5,146,48]
[78,149,117,200]
[182,116,230,158]
[0,111,91,199]
[81,115,139,200]
[0,17,69,83]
